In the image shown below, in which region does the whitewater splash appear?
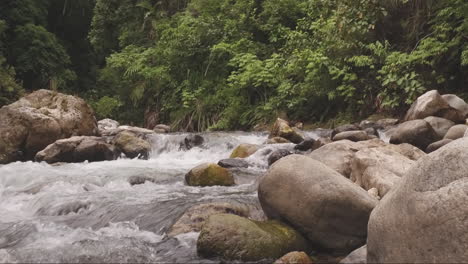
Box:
[0,131,327,263]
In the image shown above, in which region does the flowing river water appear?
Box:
[0,131,328,263]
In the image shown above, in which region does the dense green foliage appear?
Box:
[1,0,467,130]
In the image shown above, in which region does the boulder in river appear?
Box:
[230,143,259,158]
[266,137,291,144]
[423,116,454,138]
[112,131,151,159]
[168,202,264,237]
[389,119,439,150]
[0,89,98,163]
[185,163,234,187]
[332,130,370,142]
[218,158,249,168]
[182,134,204,150]
[153,124,171,133]
[269,118,304,144]
[274,251,313,264]
[197,214,309,261]
[367,138,468,263]
[443,124,468,140]
[259,154,378,252]
[294,138,315,151]
[97,119,119,135]
[267,149,292,166]
[35,136,119,163]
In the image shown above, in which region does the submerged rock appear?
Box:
[185,163,234,187]
[367,138,468,263]
[230,143,259,158]
[182,134,204,150]
[197,214,308,261]
[259,154,378,252]
[112,131,151,159]
[0,89,98,163]
[35,136,119,164]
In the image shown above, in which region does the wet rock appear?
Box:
[197,214,308,261]
[308,139,385,177]
[97,119,119,134]
[259,155,378,252]
[389,119,439,150]
[266,137,291,144]
[268,149,292,166]
[269,118,304,144]
[423,116,454,138]
[35,136,118,163]
[331,124,360,138]
[333,130,370,142]
[425,139,453,153]
[404,90,450,121]
[0,89,98,163]
[230,143,259,158]
[183,134,204,150]
[339,245,367,264]
[185,163,234,187]
[350,147,415,197]
[128,176,156,186]
[113,131,151,159]
[443,124,468,140]
[274,251,313,264]
[294,138,315,151]
[218,158,249,168]
[153,124,171,133]
[168,202,263,237]
[367,137,468,263]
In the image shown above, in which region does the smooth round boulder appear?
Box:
[0,90,98,163]
[269,118,304,144]
[274,252,313,264]
[218,158,249,168]
[333,131,370,142]
[185,163,234,187]
[425,138,453,153]
[404,90,450,121]
[230,143,259,158]
[267,149,292,166]
[35,136,119,164]
[389,119,439,150]
[423,116,454,138]
[259,154,378,252]
[112,131,151,159]
[168,202,263,237]
[197,214,309,261]
[443,124,468,140]
[367,138,468,263]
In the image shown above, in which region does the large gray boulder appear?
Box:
[350,147,415,197]
[389,119,439,150]
[0,90,98,163]
[308,139,385,177]
[112,131,151,159]
[35,136,119,163]
[443,124,468,140]
[197,214,308,261]
[258,155,378,252]
[423,116,454,138]
[367,138,468,263]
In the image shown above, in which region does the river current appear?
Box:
[0,131,328,263]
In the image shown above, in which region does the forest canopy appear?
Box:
[0,0,467,130]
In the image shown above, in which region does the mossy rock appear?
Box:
[197,214,309,261]
[113,131,151,159]
[229,143,259,158]
[270,118,304,144]
[185,163,234,186]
